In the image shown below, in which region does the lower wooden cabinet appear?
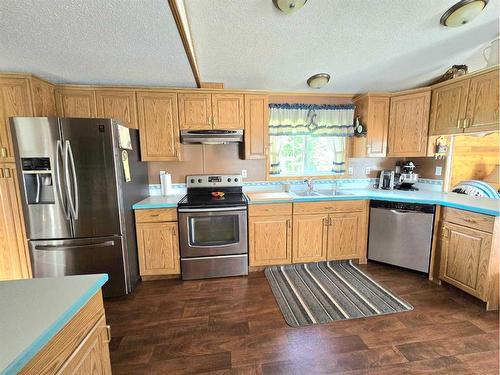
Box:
[292,214,328,263]
[21,291,111,374]
[249,215,292,266]
[438,207,498,311]
[135,208,180,276]
[0,163,31,280]
[328,212,366,261]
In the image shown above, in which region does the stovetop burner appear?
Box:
[177,192,247,209]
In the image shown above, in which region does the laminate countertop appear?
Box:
[133,189,500,216]
[0,274,108,375]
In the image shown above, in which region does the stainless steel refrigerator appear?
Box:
[10,117,148,297]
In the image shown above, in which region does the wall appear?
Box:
[449,132,499,188]
[347,157,446,179]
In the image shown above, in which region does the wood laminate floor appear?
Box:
[104,262,499,374]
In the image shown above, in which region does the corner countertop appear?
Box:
[0,274,108,375]
[133,189,500,216]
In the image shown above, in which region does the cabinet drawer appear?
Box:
[442,207,494,233]
[135,208,177,223]
[249,203,292,217]
[293,200,366,214]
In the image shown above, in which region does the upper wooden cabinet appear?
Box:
[136,91,180,161]
[95,89,138,129]
[352,93,390,157]
[56,88,97,118]
[465,70,499,133]
[30,78,57,117]
[212,93,244,129]
[0,163,31,280]
[178,93,211,130]
[429,68,499,135]
[178,92,244,130]
[387,89,431,157]
[244,94,269,160]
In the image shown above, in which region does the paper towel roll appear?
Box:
[160,171,172,196]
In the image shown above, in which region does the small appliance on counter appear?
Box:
[395,161,419,191]
[177,174,248,280]
[377,170,395,190]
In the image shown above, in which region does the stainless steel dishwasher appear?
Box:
[368,200,435,273]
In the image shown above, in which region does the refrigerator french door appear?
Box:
[10,117,148,297]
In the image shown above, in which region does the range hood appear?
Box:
[180,129,243,145]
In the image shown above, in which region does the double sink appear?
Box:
[290,189,354,197]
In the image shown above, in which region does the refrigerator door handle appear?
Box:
[64,140,79,220]
[55,140,70,219]
[34,240,115,251]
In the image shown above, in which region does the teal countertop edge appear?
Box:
[133,191,500,216]
[2,274,108,375]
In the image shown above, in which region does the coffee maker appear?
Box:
[395,161,419,191]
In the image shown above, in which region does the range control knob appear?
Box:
[227,178,232,182]
[234,178,239,182]
[198,178,202,183]
[190,179,195,183]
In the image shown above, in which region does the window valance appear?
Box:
[269,103,355,137]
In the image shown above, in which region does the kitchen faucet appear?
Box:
[304,178,314,193]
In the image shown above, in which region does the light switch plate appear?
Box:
[348,167,354,175]
[365,167,371,175]
[435,166,442,176]
[241,169,248,178]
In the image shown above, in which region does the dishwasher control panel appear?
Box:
[370,200,435,214]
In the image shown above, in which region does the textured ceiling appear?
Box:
[184,0,500,92]
[0,0,196,87]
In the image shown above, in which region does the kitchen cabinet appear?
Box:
[429,68,499,135]
[136,91,181,162]
[438,207,498,311]
[244,94,269,160]
[328,212,366,261]
[30,77,57,117]
[20,291,111,374]
[292,213,329,263]
[95,89,138,129]
[55,88,97,118]
[178,93,212,129]
[352,93,390,157]
[0,163,30,280]
[178,92,244,130]
[387,88,431,157]
[248,203,292,266]
[135,208,180,276]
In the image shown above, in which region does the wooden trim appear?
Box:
[428,205,442,283]
[167,0,201,87]
[142,274,180,281]
[486,217,499,310]
[200,82,224,89]
[430,65,500,90]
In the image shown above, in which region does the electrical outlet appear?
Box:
[348,167,354,176]
[435,166,442,176]
[365,167,371,175]
[241,169,247,178]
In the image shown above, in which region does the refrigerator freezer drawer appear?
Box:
[29,236,127,297]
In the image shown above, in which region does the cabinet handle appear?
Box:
[0,168,3,178]
[465,118,471,128]
[105,325,111,343]
[4,168,10,178]
[442,227,450,238]
[212,116,216,127]
[286,219,292,229]
[457,119,462,129]
[1,147,6,158]
[328,217,333,226]
[463,217,476,223]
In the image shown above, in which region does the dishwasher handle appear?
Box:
[389,209,414,215]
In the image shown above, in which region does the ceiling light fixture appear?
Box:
[273,0,308,14]
[440,0,489,27]
[307,73,331,89]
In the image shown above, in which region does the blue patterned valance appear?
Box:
[269,103,355,137]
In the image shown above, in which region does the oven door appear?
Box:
[178,206,247,258]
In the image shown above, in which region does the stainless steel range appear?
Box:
[178,175,248,280]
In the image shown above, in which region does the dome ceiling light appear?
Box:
[273,0,308,14]
[307,73,331,89]
[440,0,489,27]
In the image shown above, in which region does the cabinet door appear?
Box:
[249,215,291,266]
[366,96,390,157]
[387,90,431,157]
[465,70,499,133]
[292,214,328,263]
[0,164,30,280]
[178,93,212,129]
[56,89,97,118]
[30,78,57,116]
[244,94,268,159]
[136,91,180,161]
[136,222,180,275]
[58,315,112,375]
[96,90,138,129]
[0,78,33,162]
[429,79,469,135]
[439,221,491,299]
[212,93,244,129]
[327,212,364,261]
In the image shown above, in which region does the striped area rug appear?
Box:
[265,260,413,327]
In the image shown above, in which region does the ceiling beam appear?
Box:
[168,0,201,87]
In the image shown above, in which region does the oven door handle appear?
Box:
[178,206,247,213]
